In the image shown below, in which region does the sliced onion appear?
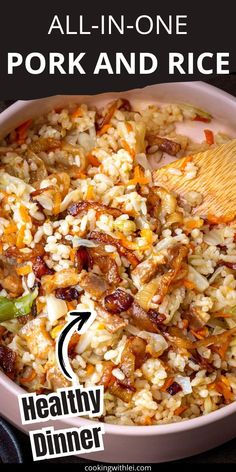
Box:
[65,236,98,248]
[60,189,81,212]
[156,187,177,215]
[166,211,183,226]
[78,132,95,152]
[187,266,209,292]
[180,103,212,121]
[46,294,67,323]
[138,331,168,356]
[76,330,94,354]
[135,277,160,311]
[203,229,225,246]
[135,153,151,171]
[175,375,192,394]
[208,266,224,284]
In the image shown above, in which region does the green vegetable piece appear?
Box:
[0,289,38,322]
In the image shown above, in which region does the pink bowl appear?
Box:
[1,81,236,462]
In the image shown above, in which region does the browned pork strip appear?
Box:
[68,201,123,218]
[79,271,109,299]
[147,135,181,156]
[95,303,127,333]
[129,302,160,334]
[88,244,121,284]
[90,231,139,268]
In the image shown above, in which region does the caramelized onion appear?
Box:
[147,135,181,156]
[104,289,134,314]
[129,302,160,334]
[90,231,139,268]
[55,287,80,301]
[135,278,160,311]
[32,256,54,279]
[79,271,109,299]
[68,201,123,218]
[99,361,115,388]
[109,381,134,403]
[75,246,91,272]
[88,244,121,284]
[41,269,80,293]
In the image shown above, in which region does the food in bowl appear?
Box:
[0,97,236,427]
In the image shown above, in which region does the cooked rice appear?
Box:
[0,99,236,426]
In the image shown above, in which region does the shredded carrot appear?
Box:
[97,124,111,136]
[218,336,232,360]
[68,332,80,351]
[19,204,31,223]
[16,119,32,145]
[16,225,26,248]
[71,106,84,120]
[2,233,16,245]
[50,324,65,339]
[87,154,100,167]
[193,115,211,123]
[86,364,95,375]
[207,213,235,224]
[20,370,36,384]
[128,165,149,185]
[141,228,153,245]
[182,319,189,329]
[66,301,75,312]
[211,311,231,319]
[191,327,209,340]
[116,231,138,250]
[69,248,77,262]
[53,192,61,215]
[188,242,195,251]
[16,265,31,276]
[183,279,196,290]
[204,129,214,145]
[4,222,17,234]
[180,155,193,170]
[0,242,3,255]
[76,171,87,179]
[160,377,174,392]
[184,218,204,231]
[85,185,94,200]
[36,298,45,313]
[142,416,153,425]
[174,405,188,416]
[215,376,234,403]
[121,139,135,158]
[125,122,133,133]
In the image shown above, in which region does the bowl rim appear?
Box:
[1,80,236,120]
[1,80,236,436]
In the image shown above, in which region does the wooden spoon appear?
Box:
[153,139,236,222]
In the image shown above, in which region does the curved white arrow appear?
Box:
[56,309,96,383]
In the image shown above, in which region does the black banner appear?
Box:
[0,0,235,98]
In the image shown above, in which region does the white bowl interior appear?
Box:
[1,81,236,462]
